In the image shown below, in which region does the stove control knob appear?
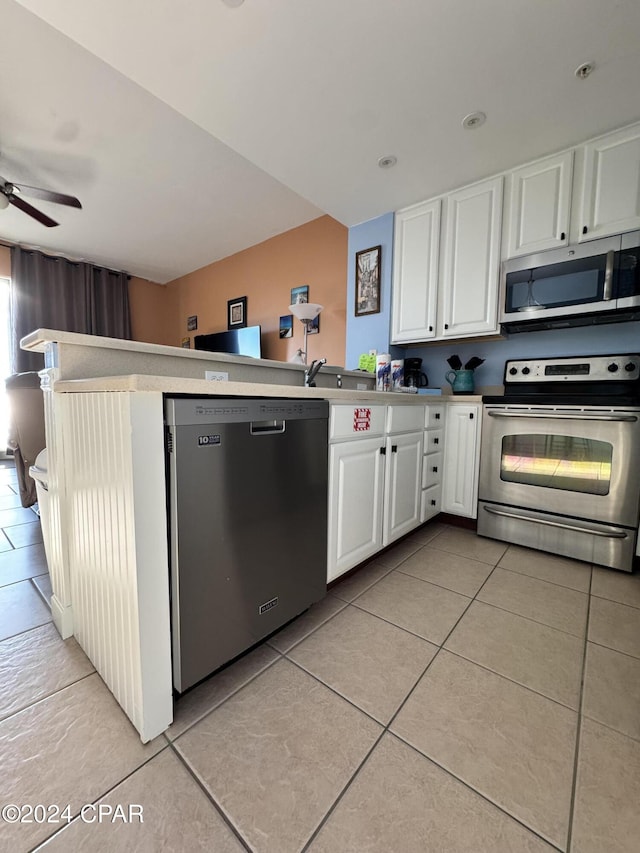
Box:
[625,362,636,372]
[508,367,518,375]
[608,363,619,373]
[521,367,530,375]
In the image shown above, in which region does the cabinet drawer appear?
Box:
[386,405,424,435]
[421,484,442,523]
[424,428,444,454]
[330,405,386,441]
[425,405,445,429]
[421,451,443,489]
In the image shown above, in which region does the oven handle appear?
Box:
[486,410,638,423]
[482,505,629,539]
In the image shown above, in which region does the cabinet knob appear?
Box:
[391,444,398,453]
[380,446,386,455]
[560,232,566,241]
[444,323,449,330]
[469,412,474,419]
[435,413,440,420]
[433,437,439,444]
[429,325,433,332]
[430,499,437,506]
[583,225,588,234]
[432,466,438,473]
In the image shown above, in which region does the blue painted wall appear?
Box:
[346,213,640,385]
[345,213,396,369]
[403,322,640,388]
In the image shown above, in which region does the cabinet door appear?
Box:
[442,404,481,518]
[383,431,423,546]
[328,438,385,582]
[579,123,640,241]
[440,177,503,338]
[391,199,441,343]
[506,151,573,257]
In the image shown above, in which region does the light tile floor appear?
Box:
[1,458,640,851]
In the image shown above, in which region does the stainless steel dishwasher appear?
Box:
[165,397,329,692]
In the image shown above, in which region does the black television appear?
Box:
[194,325,262,359]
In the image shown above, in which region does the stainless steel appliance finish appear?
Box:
[165,397,329,692]
[479,354,640,571]
[500,231,640,333]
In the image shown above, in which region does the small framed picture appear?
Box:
[355,245,381,317]
[187,315,198,332]
[228,296,247,329]
[279,315,293,338]
[307,314,320,335]
[181,337,191,348]
[291,285,309,305]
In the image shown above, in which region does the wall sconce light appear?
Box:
[289,302,323,364]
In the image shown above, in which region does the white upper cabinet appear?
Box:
[505,151,573,258]
[391,199,441,343]
[439,176,503,338]
[578,124,640,242]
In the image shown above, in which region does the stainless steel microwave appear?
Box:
[500,232,640,333]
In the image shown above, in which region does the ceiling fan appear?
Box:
[0,176,82,227]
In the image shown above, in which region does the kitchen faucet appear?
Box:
[305,358,327,387]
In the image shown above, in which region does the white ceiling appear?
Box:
[3,0,640,283]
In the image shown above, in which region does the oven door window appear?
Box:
[501,434,612,495]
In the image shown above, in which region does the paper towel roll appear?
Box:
[376,353,391,392]
[391,359,404,391]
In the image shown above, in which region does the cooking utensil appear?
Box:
[464,357,485,370]
[447,355,462,370]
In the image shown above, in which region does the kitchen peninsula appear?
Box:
[22,330,485,742]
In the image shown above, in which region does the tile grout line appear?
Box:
[301,556,513,850]
[467,596,587,641]
[0,669,97,727]
[27,743,173,853]
[585,636,640,662]
[167,740,254,853]
[389,730,566,853]
[494,561,592,594]
[564,565,594,853]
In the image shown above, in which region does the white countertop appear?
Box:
[52,373,485,403]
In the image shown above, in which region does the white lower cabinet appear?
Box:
[328,403,423,583]
[441,403,482,518]
[328,436,385,583]
[382,430,423,546]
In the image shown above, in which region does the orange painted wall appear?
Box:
[128,276,177,346]
[167,215,348,364]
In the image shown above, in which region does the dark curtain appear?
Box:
[9,246,131,373]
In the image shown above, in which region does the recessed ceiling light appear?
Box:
[462,112,486,130]
[575,61,595,80]
[222,0,245,7]
[378,155,397,169]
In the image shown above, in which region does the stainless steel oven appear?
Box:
[478,354,640,571]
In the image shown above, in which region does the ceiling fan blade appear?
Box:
[13,182,82,209]
[9,194,59,227]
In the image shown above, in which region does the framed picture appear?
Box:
[228,296,247,329]
[307,314,320,335]
[187,315,198,332]
[279,315,293,338]
[181,337,191,348]
[355,245,381,317]
[290,285,309,305]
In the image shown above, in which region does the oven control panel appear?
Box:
[504,354,640,383]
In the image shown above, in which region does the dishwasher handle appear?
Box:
[250,420,286,435]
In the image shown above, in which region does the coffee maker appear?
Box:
[404,357,429,388]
